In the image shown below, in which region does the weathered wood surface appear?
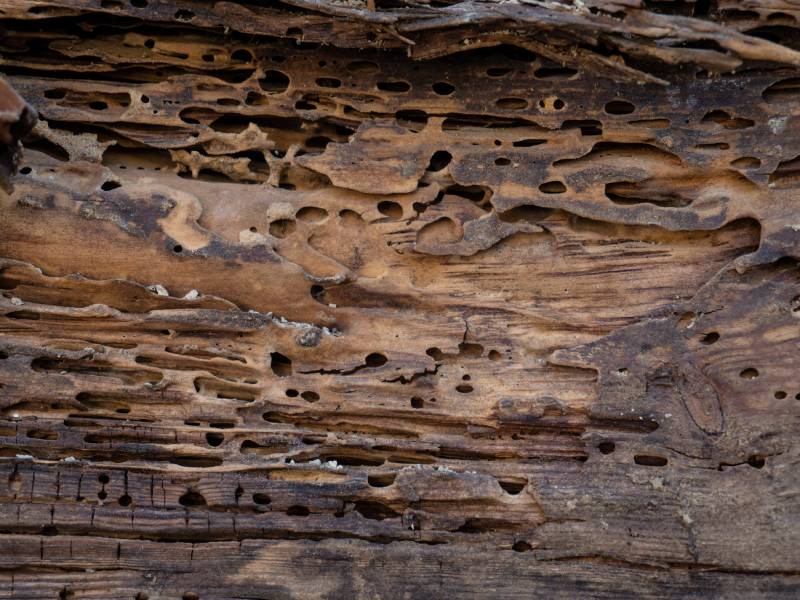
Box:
[1,0,800,597]
[0,77,35,192]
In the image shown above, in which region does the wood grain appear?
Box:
[1,1,799,597]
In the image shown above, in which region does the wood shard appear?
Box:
[1,0,800,597]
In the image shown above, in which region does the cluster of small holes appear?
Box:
[14,20,800,567]
[538,98,564,110]
[285,388,319,402]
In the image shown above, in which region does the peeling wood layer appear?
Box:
[1,1,800,598]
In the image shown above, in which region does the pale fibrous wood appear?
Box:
[1,1,800,598]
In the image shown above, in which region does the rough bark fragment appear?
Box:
[1,1,800,598]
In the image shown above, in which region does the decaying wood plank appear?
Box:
[1,0,800,597]
[0,77,36,192]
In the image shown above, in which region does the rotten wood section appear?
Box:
[1,0,800,597]
[0,77,36,192]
